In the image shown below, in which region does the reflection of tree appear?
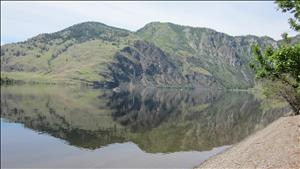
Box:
[1,86,289,153]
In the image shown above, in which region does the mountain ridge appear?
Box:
[139,21,278,41]
[1,21,299,89]
[3,21,281,46]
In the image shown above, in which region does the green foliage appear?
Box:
[251,43,300,84]
[275,0,300,31]
[250,1,300,115]
[251,44,300,114]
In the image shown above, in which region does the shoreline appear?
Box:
[195,115,300,169]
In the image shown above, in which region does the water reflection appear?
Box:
[1,85,288,153]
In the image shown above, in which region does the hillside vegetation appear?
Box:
[1,22,139,85]
[1,21,299,88]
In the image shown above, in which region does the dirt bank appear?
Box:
[196,115,300,169]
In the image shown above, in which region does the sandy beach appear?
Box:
[196,115,300,169]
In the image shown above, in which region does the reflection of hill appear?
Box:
[108,89,288,153]
[1,86,288,153]
[1,85,126,149]
[106,89,221,132]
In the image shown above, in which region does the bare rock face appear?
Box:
[104,40,220,88]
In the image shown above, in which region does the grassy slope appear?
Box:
[1,22,139,85]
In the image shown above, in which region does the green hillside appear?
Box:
[1,22,139,85]
[1,21,298,88]
[137,22,280,88]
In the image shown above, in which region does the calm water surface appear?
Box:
[0,85,288,168]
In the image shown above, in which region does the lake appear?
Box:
[0,85,288,168]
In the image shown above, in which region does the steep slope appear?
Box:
[137,22,279,88]
[102,40,220,88]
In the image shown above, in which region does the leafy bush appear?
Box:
[250,0,300,115]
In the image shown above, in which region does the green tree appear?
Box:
[250,0,300,115]
[275,0,300,31]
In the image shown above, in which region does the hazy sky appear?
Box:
[1,1,298,45]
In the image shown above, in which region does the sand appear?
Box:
[195,115,300,169]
